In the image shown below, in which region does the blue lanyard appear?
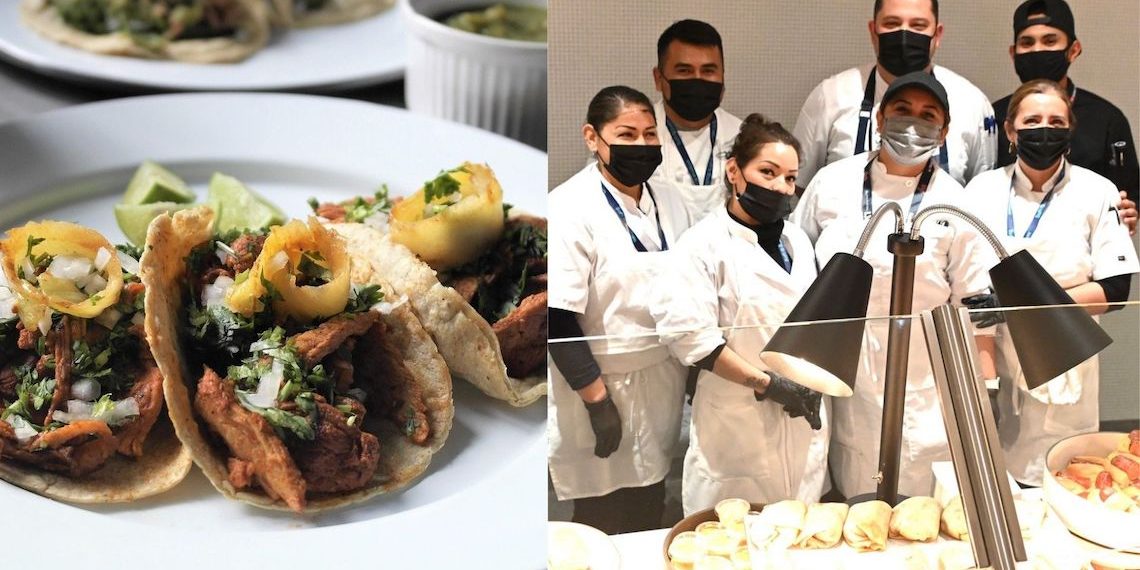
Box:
[1007,164,1065,238]
[856,68,949,172]
[776,239,792,273]
[666,114,718,186]
[862,154,937,220]
[600,182,668,252]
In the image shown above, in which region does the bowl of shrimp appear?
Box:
[1043,430,1140,552]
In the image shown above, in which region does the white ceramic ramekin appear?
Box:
[399,0,547,149]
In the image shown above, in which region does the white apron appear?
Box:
[817,214,960,498]
[682,234,831,515]
[995,225,1099,486]
[547,246,687,500]
[650,103,741,227]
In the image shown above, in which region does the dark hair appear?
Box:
[873,0,939,21]
[656,19,723,69]
[728,114,802,168]
[1005,79,1076,133]
[585,86,655,132]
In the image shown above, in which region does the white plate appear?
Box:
[0,5,405,91]
[548,521,621,570]
[0,93,547,568]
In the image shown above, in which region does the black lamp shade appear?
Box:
[989,250,1112,390]
[761,252,873,397]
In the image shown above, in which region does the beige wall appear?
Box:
[548,0,1140,421]
[550,1,1139,185]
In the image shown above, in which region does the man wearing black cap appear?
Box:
[994,0,1138,234]
[792,0,998,189]
[793,71,998,498]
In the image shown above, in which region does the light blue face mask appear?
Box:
[880,115,942,166]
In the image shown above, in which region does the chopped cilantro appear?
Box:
[295,251,332,286]
[115,243,143,261]
[345,185,394,223]
[250,403,315,441]
[307,197,320,213]
[422,167,467,204]
[23,235,53,277]
[90,394,115,418]
[2,364,55,423]
[346,284,384,314]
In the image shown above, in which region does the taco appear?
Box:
[314,163,547,407]
[268,0,391,28]
[20,0,270,64]
[142,207,452,512]
[0,221,192,503]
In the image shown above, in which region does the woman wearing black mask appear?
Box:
[547,85,689,533]
[652,115,828,515]
[964,79,1140,487]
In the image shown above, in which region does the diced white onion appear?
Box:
[371,293,408,315]
[37,311,52,335]
[269,251,289,272]
[244,360,283,409]
[21,258,38,285]
[70,379,101,401]
[116,250,141,275]
[201,275,235,308]
[46,255,93,282]
[4,415,38,444]
[131,312,145,326]
[94,307,122,330]
[51,398,139,426]
[93,247,113,272]
[215,241,237,264]
[0,287,14,320]
[362,212,389,232]
[82,273,108,296]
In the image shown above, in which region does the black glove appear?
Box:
[962,289,1004,328]
[584,393,622,458]
[755,372,823,430]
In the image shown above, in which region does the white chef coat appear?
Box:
[793,64,997,188]
[650,100,744,227]
[547,163,689,500]
[963,160,1140,485]
[653,207,831,514]
[792,152,997,498]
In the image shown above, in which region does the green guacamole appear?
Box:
[443,4,547,43]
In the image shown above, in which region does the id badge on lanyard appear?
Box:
[1007,165,1064,239]
[855,69,949,171]
[861,154,937,221]
[601,182,669,252]
[667,114,718,186]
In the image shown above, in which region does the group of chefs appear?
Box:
[547,0,1140,535]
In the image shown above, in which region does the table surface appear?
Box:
[610,488,1135,570]
[0,57,407,125]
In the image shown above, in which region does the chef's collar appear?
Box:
[600,173,655,215]
[1013,157,1069,195]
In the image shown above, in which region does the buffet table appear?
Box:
[610,488,1137,569]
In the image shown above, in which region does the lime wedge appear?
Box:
[114,202,193,246]
[207,173,287,233]
[122,161,195,205]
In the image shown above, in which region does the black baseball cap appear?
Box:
[882,71,950,118]
[1013,0,1077,42]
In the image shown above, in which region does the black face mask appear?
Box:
[738,179,792,224]
[1014,49,1071,83]
[598,137,662,187]
[877,29,933,77]
[665,78,723,122]
[1015,127,1071,170]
